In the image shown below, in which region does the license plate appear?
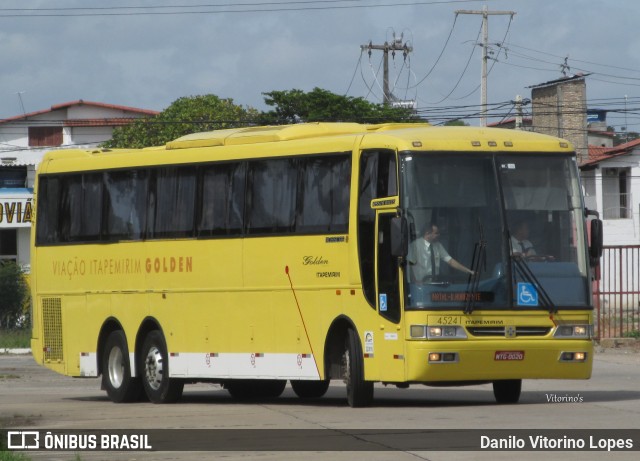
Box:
[495,351,525,361]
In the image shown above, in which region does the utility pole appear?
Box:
[515,95,523,130]
[361,33,413,105]
[512,95,530,130]
[455,6,516,127]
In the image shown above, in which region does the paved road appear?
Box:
[1,349,639,461]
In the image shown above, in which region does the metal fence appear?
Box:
[593,245,640,339]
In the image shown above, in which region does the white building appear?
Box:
[580,139,640,245]
[0,100,158,270]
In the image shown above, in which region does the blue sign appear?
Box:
[587,109,607,123]
[379,293,388,311]
[517,283,538,306]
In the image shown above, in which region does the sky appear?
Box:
[1,0,639,130]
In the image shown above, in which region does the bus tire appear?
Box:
[343,328,373,407]
[101,330,142,403]
[290,380,330,399]
[226,379,287,400]
[493,379,522,404]
[141,330,184,403]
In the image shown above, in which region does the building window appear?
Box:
[602,167,631,219]
[29,126,63,147]
[0,167,27,188]
[0,229,17,262]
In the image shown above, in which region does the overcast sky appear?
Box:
[1,0,639,129]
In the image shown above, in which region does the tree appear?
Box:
[612,126,640,146]
[444,119,469,127]
[259,88,419,124]
[103,95,259,149]
[0,262,29,329]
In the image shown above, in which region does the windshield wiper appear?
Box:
[511,255,556,313]
[464,221,487,314]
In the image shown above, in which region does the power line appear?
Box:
[502,41,640,75]
[344,50,364,96]
[422,21,482,105]
[398,14,459,91]
[0,1,495,18]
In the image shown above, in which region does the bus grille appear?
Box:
[466,326,551,337]
[42,298,63,362]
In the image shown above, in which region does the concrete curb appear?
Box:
[0,348,32,355]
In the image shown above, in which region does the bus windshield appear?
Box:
[400,152,589,311]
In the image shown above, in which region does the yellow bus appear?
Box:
[30,123,602,406]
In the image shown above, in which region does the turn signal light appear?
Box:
[428,352,458,363]
[560,351,588,362]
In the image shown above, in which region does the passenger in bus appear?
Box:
[510,220,536,257]
[407,223,474,283]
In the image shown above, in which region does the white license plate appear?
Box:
[494,351,525,361]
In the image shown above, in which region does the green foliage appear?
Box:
[623,329,640,339]
[259,87,419,124]
[610,125,640,145]
[444,119,469,126]
[0,432,30,459]
[102,89,421,149]
[0,262,29,330]
[103,95,259,148]
[0,450,31,460]
[0,329,30,348]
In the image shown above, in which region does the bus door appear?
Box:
[374,210,406,382]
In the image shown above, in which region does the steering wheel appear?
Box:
[525,255,555,262]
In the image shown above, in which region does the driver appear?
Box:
[510,220,536,257]
[407,223,474,283]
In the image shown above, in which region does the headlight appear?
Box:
[410,325,467,339]
[554,324,593,339]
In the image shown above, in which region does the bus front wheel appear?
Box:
[102,330,142,403]
[343,328,373,407]
[493,379,522,404]
[141,330,184,403]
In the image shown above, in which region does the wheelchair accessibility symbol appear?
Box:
[379,293,388,311]
[517,283,538,306]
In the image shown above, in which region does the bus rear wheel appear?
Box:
[493,379,522,404]
[102,330,142,403]
[343,328,373,407]
[141,330,184,403]
[290,380,330,399]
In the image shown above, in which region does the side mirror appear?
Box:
[589,218,603,266]
[390,216,408,258]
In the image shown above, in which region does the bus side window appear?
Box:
[358,150,397,307]
[104,169,149,241]
[64,173,102,242]
[198,162,246,237]
[150,166,197,239]
[297,154,351,234]
[35,176,61,245]
[246,159,298,235]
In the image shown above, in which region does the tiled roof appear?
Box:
[583,138,640,167]
[487,117,532,128]
[0,100,159,125]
